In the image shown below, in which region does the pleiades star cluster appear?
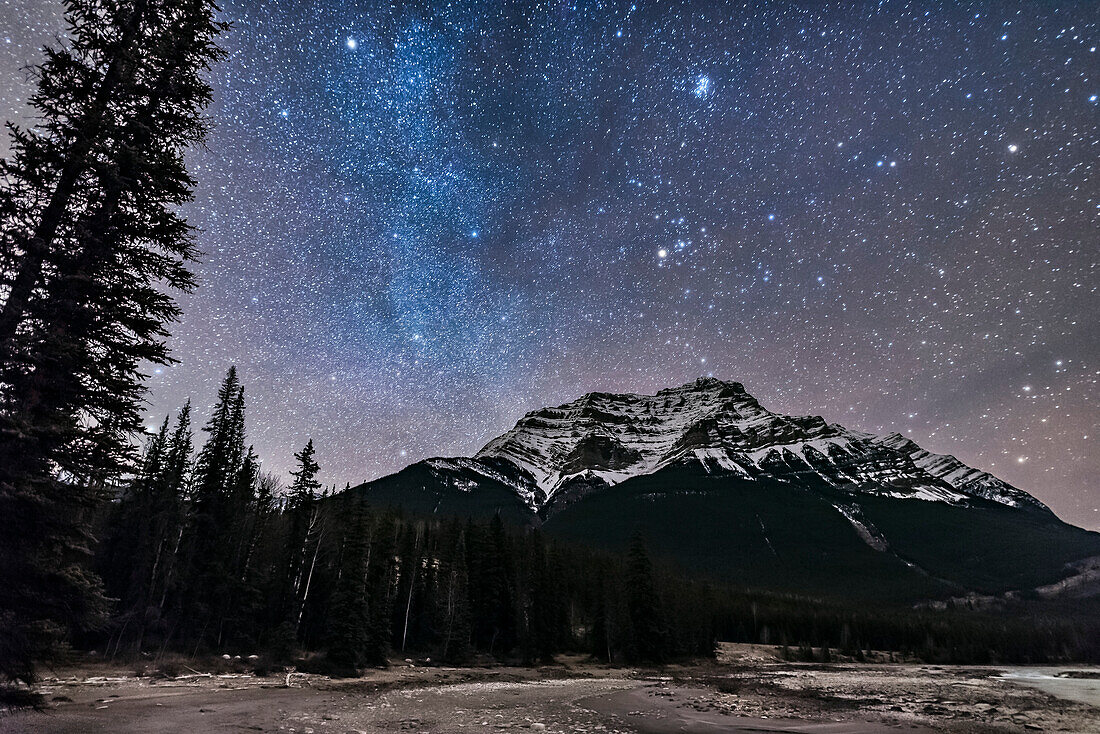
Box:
[1,1,1096,527]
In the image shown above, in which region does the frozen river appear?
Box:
[998,668,1100,708]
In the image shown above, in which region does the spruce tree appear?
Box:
[98,417,170,654]
[325,495,371,675]
[237,471,282,648]
[440,528,472,663]
[151,402,192,611]
[217,445,259,645]
[280,439,323,636]
[288,440,321,501]
[175,368,247,647]
[98,402,191,654]
[0,0,225,687]
[625,532,667,663]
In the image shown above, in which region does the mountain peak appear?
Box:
[657,376,746,395]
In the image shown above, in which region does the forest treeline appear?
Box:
[92,369,713,670]
[87,368,1100,674]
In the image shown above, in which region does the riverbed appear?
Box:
[3,647,1097,733]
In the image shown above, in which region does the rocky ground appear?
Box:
[2,645,1097,733]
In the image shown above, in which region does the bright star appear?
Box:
[657,248,668,259]
[346,37,357,50]
[1007,144,1018,153]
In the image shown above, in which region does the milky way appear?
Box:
[1,1,1097,527]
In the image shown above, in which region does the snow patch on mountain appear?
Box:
[833,503,890,551]
[871,432,1045,510]
[424,457,541,507]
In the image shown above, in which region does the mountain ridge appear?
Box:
[423,376,1049,516]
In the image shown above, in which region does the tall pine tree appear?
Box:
[0,0,225,687]
[325,493,372,675]
[98,402,191,655]
[625,533,668,663]
[174,368,247,647]
[279,440,323,639]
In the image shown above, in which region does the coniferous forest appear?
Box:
[78,370,1100,677]
[91,368,718,671]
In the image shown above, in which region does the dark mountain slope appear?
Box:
[540,464,948,600]
[540,463,1100,600]
[350,458,532,525]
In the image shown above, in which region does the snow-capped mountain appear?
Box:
[351,377,1098,601]
[424,377,1046,515]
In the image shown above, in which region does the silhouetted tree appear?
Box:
[625,533,668,663]
[174,368,248,647]
[0,0,225,688]
[279,439,324,637]
[325,494,372,675]
[98,401,191,654]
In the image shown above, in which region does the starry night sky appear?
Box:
[2,1,1097,527]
